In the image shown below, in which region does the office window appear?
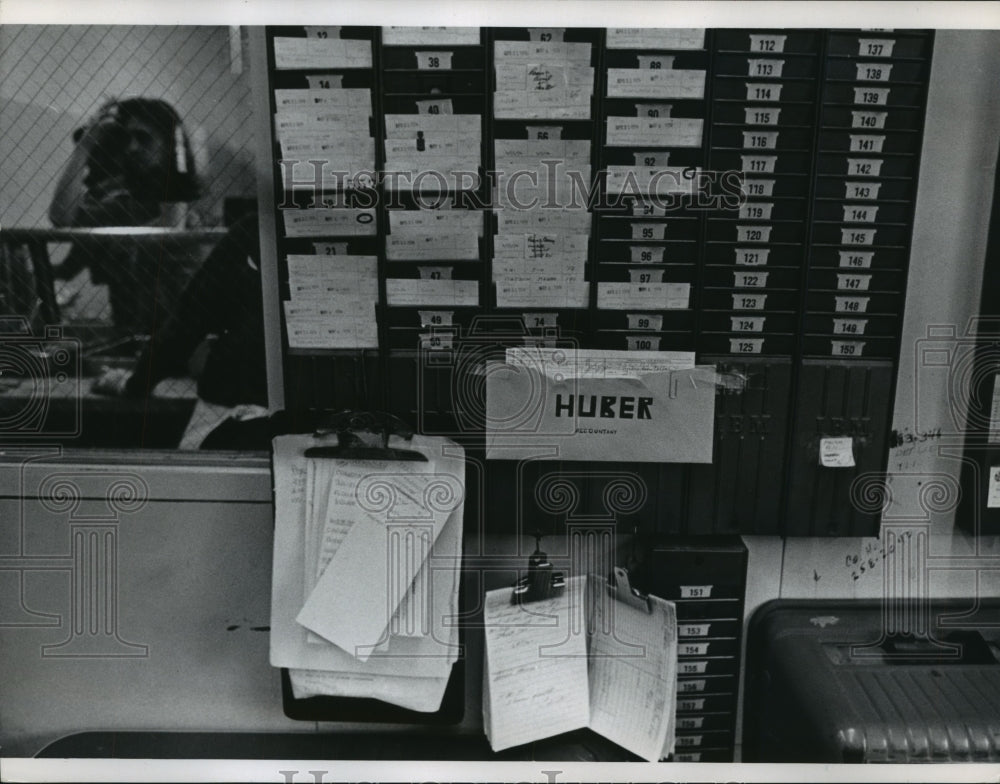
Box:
[0,26,263,449]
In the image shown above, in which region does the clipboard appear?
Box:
[273,411,465,725]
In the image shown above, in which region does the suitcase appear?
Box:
[742,599,1000,762]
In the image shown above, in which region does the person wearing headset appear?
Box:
[49,98,202,334]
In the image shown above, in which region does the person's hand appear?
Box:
[92,367,132,396]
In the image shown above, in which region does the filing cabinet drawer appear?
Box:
[675,712,736,732]
[712,101,815,126]
[713,53,819,79]
[698,333,797,356]
[822,82,924,107]
[712,77,819,103]
[700,311,798,334]
[381,71,487,94]
[825,33,932,59]
[381,48,486,70]
[677,637,739,658]
[677,674,739,694]
[713,30,822,54]
[676,692,737,714]
[823,57,929,83]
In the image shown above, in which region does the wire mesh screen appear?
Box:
[0,26,262,449]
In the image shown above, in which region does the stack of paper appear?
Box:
[282,254,378,349]
[270,434,466,711]
[493,39,594,120]
[493,133,594,309]
[273,79,375,192]
[383,114,482,192]
[385,207,482,309]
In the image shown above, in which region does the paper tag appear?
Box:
[820,437,855,467]
[743,130,779,150]
[680,585,713,599]
[852,110,887,130]
[629,268,664,284]
[637,55,675,69]
[854,87,890,106]
[419,332,454,351]
[304,26,341,38]
[989,466,1000,507]
[416,51,453,69]
[839,250,874,268]
[635,103,671,118]
[729,338,764,355]
[731,316,765,332]
[835,296,870,313]
[850,135,885,154]
[734,271,769,288]
[741,155,777,174]
[416,98,454,115]
[856,62,893,82]
[626,335,661,351]
[526,125,562,140]
[627,313,663,331]
[523,312,558,328]
[858,38,896,57]
[528,28,565,42]
[743,179,775,197]
[744,106,781,125]
[312,242,350,255]
[748,33,786,53]
[833,318,867,335]
[418,265,453,280]
[735,248,769,266]
[419,310,454,327]
[747,58,784,78]
[832,340,865,357]
[846,181,881,200]
[630,246,665,263]
[305,74,343,89]
[745,82,782,102]
[841,228,877,246]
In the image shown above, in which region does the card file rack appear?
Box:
[258,27,934,537]
[636,536,748,762]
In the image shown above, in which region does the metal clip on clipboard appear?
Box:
[511,533,566,605]
[303,410,428,462]
[608,565,653,613]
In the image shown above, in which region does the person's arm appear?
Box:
[48,127,95,227]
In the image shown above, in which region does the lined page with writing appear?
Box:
[587,577,678,761]
[482,575,590,752]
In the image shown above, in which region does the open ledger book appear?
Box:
[483,570,677,762]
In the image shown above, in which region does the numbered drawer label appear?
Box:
[678,623,711,638]
[839,250,875,268]
[677,679,707,692]
[630,245,666,263]
[847,157,884,177]
[845,181,882,200]
[747,58,784,78]
[627,335,661,351]
[729,316,765,332]
[852,110,888,129]
[630,268,664,283]
[678,660,710,675]
[743,130,779,150]
[849,134,885,153]
[678,642,711,657]
[632,222,668,241]
[677,716,705,731]
[735,247,770,266]
[734,270,769,288]
[742,178,775,197]
[741,155,777,174]
[418,310,454,327]
[739,202,774,220]
[745,82,783,102]
[675,734,705,747]
[835,296,870,313]
[856,62,893,82]
[676,697,706,712]
[744,107,781,125]
[858,38,896,57]
[843,204,879,223]
[832,339,866,357]
[837,273,872,290]
[626,313,664,330]
[732,293,768,311]
[736,225,772,243]
[680,584,714,599]
[729,338,764,354]
[419,332,454,350]
[833,317,868,335]
[854,86,890,106]
[415,51,454,69]
[749,33,787,53]
[523,312,558,329]
[841,228,877,246]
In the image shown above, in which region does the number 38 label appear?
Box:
[416,51,453,70]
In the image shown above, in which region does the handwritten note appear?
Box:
[482,576,590,751]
